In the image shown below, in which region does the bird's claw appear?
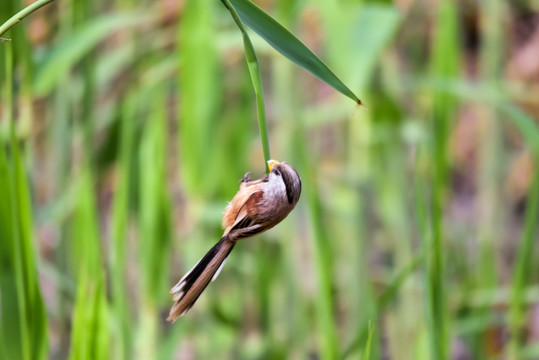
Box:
[238,172,252,184]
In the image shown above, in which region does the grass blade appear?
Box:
[424,1,460,358]
[228,0,362,104]
[508,169,539,358]
[69,171,110,360]
[70,270,109,360]
[179,0,224,188]
[342,252,424,359]
[361,322,375,360]
[305,175,339,359]
[135,90,172,358]
[0,142,30,360]
[0,43,48,360]
[296,135,339,358]
[34,11,152,95]
[503,105,539,358]
[139,90,171,303]
[109,97,135,359]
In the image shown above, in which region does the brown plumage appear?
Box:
[167,160,301,321]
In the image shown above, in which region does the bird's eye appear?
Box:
[274,169,281,176]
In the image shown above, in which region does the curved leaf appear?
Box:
[34,12,152,95]
[228,0,362,104]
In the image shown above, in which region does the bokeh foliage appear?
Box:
[1,0,539,359]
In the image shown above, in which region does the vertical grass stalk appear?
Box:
[136,88,172,358]
[426,0,460,358]
[109,96,135,360]
[476,0,503,357]
[221,0,271,172]
[502,105,539,358]
[304,174,339,359]
[0,42,48,360]
[178,0,222,194]
[69,171,110,360]
[508,169,539,358]
[295,127,339,359]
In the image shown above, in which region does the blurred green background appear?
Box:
[1,0,539,359]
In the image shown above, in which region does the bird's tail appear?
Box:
[167,236,235,322]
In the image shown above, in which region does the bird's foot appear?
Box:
[238,172,252,184]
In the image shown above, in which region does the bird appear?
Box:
[167,160,301,321]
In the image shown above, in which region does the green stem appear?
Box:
[5,37,31,360]
[0,0,56,39]
[221,0,271,173]
[508,166,539,359]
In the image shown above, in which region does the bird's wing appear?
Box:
[222,184,259,229]
[231,190,263,228]
[223,190,264,239]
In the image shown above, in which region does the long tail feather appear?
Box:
[167,237,235,322]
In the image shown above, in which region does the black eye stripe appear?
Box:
[279,169,294,204]
[273,164,298,204]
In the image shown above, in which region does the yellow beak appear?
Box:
[267,159,280,172]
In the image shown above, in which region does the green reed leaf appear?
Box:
[228,0,362,104]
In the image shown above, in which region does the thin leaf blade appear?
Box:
[228,0,362,104]
[33,11,152,95]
